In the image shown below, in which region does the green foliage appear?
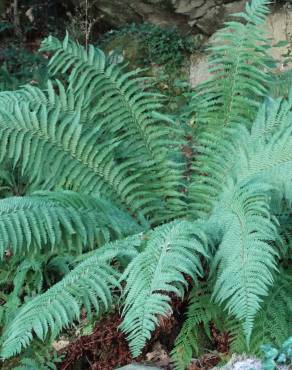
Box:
[0,0,291,367]
[227,267,292,355]
[1,237,140,358]
[0,47,47,91]
[120,220,207,356]
[100,22,202,70]
[171,285,222,370]
[261,337,292,370]
[12,345,64,370]
[210,181,278,340]
[0,191,139,258]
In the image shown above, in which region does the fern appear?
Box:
[0,89,152,215]
[227,267,292,354]
[120,220,208,356]
[0,191,139,258]
[189,0,272,218]
[39,35,187,222]
[171,285,222,370]
[193,0,271,129]
[0,235,141,358]
[0,0,291,364]
[209,180,278,341]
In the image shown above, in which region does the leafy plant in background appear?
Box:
[261,337,292,370]
[0,18,48,91]
[100,22,199,126]
[0,46,47,90]
[0,0,290,369]
[100,22,202,70]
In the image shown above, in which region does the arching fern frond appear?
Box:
[0,235,142,359]
[120,220,208,357]
[210,180,278,341]
[238,104,292,187]
[39,35,187,222]
[0,87,158,216]
[188,124,244,218]
[0,190,140,258]
[227,267,292,354]
[35,190,142,238]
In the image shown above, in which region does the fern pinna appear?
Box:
[0,0,291,368]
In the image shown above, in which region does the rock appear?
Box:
[212,354,291,370]
[146,341,171,367]
[212,355,262,370]
[189,53,210,87]
[66,0,292,40]
[69,0,192,32]
[188,3,292,87]
[174,0,206,14]
[116,365,160,370]
[52,338,70,351]
[194,6,224,34]
[173,0,246,34]
[266,5,292,71]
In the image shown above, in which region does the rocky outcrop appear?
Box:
[68,0,292,37]
[189,3,292,87]
[69,0,192,32]
[172,0,246,34]
[88,0,248,35]
[267,5,292,71]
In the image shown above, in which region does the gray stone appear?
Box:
[67,0,292,40]
[116,365,160,370]
[174,0,206,14]
[189,53,210,87]
[212,354,291,370]
[267,7,292,71]
[173,0,245,34]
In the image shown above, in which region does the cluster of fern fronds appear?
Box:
[0,0,291,369]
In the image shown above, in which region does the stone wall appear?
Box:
[72,0,291,36]
[172,0,246,34]
[68,0,248,34]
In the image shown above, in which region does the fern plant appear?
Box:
[0,0,291,368]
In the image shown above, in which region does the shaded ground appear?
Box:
[58,296,228,370]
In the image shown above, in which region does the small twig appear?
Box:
[13,0,21,37]
[85,0,89,50]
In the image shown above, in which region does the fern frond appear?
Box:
[0,86,157,216]
[0,190,140,258]
[188,124,245,218]
[0,235,142,359]
[188,0,272,218]
[193,0,271,128]
[228,267,292,354]
[35,190,142,238]
[171,285,221,370]
[251,268,292,350]
[39,35,187,222]
[233,96,292,188]
[210,180,278,341]
[172,325,198,370]
[120,220,208,357]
